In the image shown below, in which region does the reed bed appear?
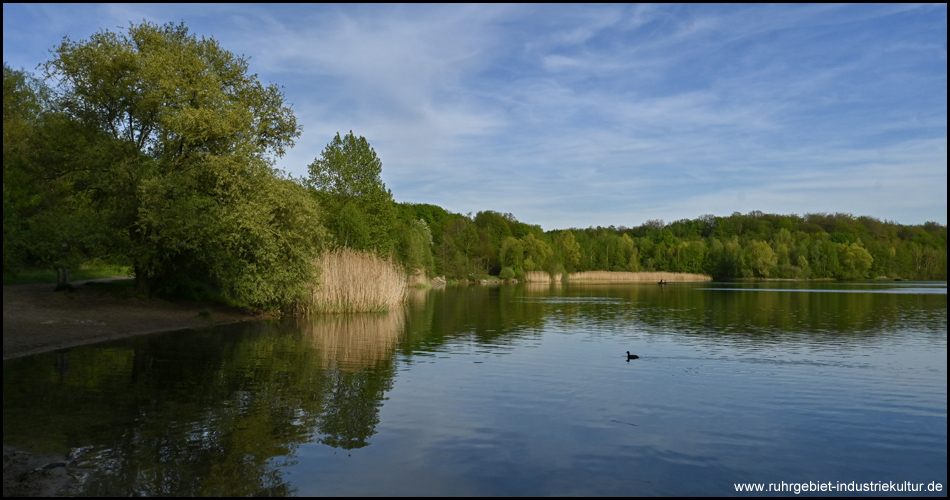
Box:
[523,270,553,282]
[567,271,712,282]
[302,247,408,313]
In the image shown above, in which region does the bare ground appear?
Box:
[2,279,264,496]
[3,279,263,361]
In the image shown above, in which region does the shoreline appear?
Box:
[2,280,264,361]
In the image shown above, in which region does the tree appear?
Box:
[499,236,525,275]
[746,240,777,278]
[838,242,873,280]
[4,64,120,288]
[402,219,434,276]
[40,21,321,307]
[554,230,582,273]
[308,131,397,255]
[438,215,479,278]
[4,64,50,272]
[521,233,553,274]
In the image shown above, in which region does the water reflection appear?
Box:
[299,313,403,372]
[3,282,946,496]
[3,314,405,495]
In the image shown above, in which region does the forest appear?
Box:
[393,205,947,283]
[4,22,947,312]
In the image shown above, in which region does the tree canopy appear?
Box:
[7,21,326,307]
[307,131,397,256]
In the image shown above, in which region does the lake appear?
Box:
[3,281,947,496]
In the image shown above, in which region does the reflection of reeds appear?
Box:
[524,281,562,291]
[299,313,404,371]
[302,248,408,314]
[408,287,430,307]
[567,271,712,282]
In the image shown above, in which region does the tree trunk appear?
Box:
[54,266,71,291]
[134,265,151,297]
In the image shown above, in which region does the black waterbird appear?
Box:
[626,351,639,360]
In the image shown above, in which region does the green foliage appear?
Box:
[746,240,778,277]
[554,231,582,273]
[517,213,944,281]
[18,21,324,307]
[307,131,397,255]
[438,215,480,278]
[3,263,129,285]
[521,233,553,273]
[413,208,943,282]
[3,65,122,285]
[400,218,435,275]
[838,242,874,279]
[499,236,525,274]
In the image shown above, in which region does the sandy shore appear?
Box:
[2,279,264,496]
[2,279,264,361]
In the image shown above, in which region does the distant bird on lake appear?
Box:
[626,351,639,360]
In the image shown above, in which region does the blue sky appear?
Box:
[3,4,946,230]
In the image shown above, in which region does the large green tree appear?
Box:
[39,21,322,306]
[307,131,397,255]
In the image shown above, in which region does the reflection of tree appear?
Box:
[317,370,390,449]
[405,283,947,348]
[400,285,550,354]
[2,317,403,495]
[297,314,403,449]
[600,283,948,340]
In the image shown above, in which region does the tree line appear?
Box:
[4,22,946,312]
[395,207,946,282]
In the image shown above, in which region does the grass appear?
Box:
[3,264,131,285]
[300,247,408,314]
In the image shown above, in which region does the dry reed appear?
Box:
[302,247,408,313]
[567,271,712,282]
[523,270,553,282]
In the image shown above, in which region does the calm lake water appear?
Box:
[4,281,947,496]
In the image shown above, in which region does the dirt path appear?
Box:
[3,279,264,496]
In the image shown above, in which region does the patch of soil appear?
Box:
[3,279,263,361]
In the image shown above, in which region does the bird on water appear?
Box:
[626,351,639,360]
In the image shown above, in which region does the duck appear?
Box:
[626,351,639,360]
